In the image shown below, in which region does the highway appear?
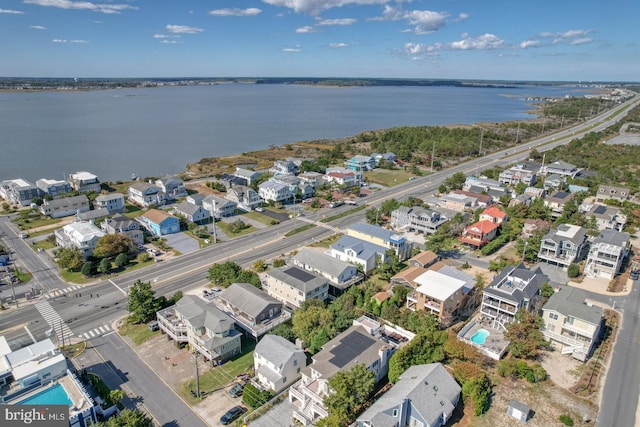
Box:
[0,94,638,425]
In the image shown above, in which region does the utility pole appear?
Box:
[211,200,217,244]
[515,123,520,144]
[430,140,435,173]
[194,352,201,399]
[541,120,545,135]
[560,114,564,129]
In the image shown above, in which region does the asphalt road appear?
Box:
[0,94,638,426]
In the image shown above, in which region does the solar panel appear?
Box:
[594,205,607,214]
[328,330,376,368]
[284,267,316,283]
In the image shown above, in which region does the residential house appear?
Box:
[156,296,242,365]
[541,160,579,178]
[406,269,472,323]
[155,175,187,200]
[544,190,574,219]
[453,189,494,208]
[541,287,603,361]
[215,283,289,338]
[538,224,587,268]
[138,209,180,236]
[0,179,39,206]
[372,152,397,165]
[254,335,306,393]
[509,193,532,208]
[186,193,206,206]
[439,193,477,212]
[39,195,90,218]
[54,221,106,259]
[259,181,291,203]
[584,230,630,280]
[499,163,539,186]
[324,169,360,187]
[542,173,566,191]
[233,167,261,185]
[101,213,144,246]
[260,266,329,309]
[173,201,210,224]
[328,235,389,275]
[35,178,72,198]
[225,185,262,211]
[391,206,449,235]
[291,248,362,299]
[346,222,413,261]
[345,155,376,171]
[202,194,237,219]
[479,206,508,224]
[298,171,323,188]
[219,173,248,189]
[463,176,505,193]
[579,202,627,232]
[127,182,166,207]
[94,193,126,213]
[409,250,440,269]
[270,160,299,177]
[480,264,548,325]
[356,363,461,427]
[524,186,545,199]
[522,219,551,239]
[289,317,404,425]
[596,185,630,203]
[459,220,500,249]
[77,207,109,222]
[68,171,101,193]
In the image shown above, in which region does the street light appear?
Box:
[521,241,528,263]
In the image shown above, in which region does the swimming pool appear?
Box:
[17,383,72,406]
[470,329,490,345]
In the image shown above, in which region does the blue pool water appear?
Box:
[470,329,490,345]
[17,383,72,406]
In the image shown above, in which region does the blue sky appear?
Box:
[1,0,638,81]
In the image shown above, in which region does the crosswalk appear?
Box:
[78,324,113,340]
[34,300,74,344]
[44,285,84,299]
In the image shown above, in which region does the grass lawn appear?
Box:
[241,211,277,226]
[285,223,316,237]
[307,234,342,248]
[180,339,257,403]
[14,269,32,284]
[32,235,57,252]
[364,169,414,187]
[123,204,145,218]
[217,221,257,238]
[13,215,63,231]
[320,205,366,223]
[60,270,91,284]
[118,321,160,345]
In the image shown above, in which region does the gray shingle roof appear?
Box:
[255,335,303,370]
[330,235,387,261]
[175,295,235,335]
[219,283,282,319]
[174,201,205,216]
[483,264,548,303]
[594,229,630,247]
[543,287,603,325]
[348,221,397,241]
[265,266,328,293]
[358,363,461,427]
[77,207,109,221]
[293,248,355,279]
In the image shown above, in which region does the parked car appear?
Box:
[255,207,265,212]
[148,321,159,331]
[220,406,247,425]
[631,270,639,280]
[228,383,244,398]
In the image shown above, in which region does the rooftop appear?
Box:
[543,287,603,325]
[414,270,466,301]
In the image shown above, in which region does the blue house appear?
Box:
[138,209,180,236]
[345,155,376,172]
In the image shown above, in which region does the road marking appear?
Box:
[34,300,74,343]
[109,279,128,296]
[78,324,113,340]
[23,325,37,344]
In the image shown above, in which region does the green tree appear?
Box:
[56,247,84,271]
[207,261,261,288]
[97,409,153,427]
[99,258,111,274]
[540,282,554,298]
[114,253,129,268]
[252,259,268,272]
[388,328,447,383]
[128,280,162,324]
[81,261,93,277]
[444,171,467,190]
[270,322,296,343]
[321,364,376,426]
[291,299,335,348]
[567,263,581,278]
[365,207,384,225]
[242,383,273,409]
[93,234,135,259]
[329,293,360,332]
[272,258,286,268]
[504,309,547,359]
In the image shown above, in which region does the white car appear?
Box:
[255,207,264,212]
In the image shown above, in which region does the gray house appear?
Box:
[357,363,461,427]
[173,201,211,224]
[216,283,289,338]
[202,194,237,218]
[292,247,362,299]
[39,194,90,218]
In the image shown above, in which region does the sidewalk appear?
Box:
[568,276,633,297]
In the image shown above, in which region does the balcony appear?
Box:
[561,322,595,338]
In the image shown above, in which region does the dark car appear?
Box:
[631,270,639,280]
[228,383,244,398]
[220,406,247,425]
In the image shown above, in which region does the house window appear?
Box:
[293,359,298,366]
[409,416,424,427]
[566,316,575,325]
[549,313,558,320]
[392,409,398,417]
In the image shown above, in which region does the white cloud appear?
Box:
[404,10,448,34]
[209,8,262,16]
[153,34,181,39]
[296,25,316,33]
[262,0,386,15]
[0,8,24,14]
[330,42,348,48]
[30,25,47,30]
[160,40,182,44]
[455,13,469,22]
[52,38,89,43]
[450,33,505,50]
[558,29,590,39]
[316,18,356,26]
[520,39,540,49]
[166,25,204,34]
[571,37,592,46]
[282,46,302,52]
[24,0,137,14]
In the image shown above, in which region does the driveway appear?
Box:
[163,232,200,254]
[248,399,298,427]
[536,263,569,286]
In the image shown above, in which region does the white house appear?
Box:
[94,193,126,213]
[39,195,90,218]
[54,221,106,259]
[127,182,166,207]
[258,181,291,203]
[254,335,306,393]
[68,171,101,193]
[203,194,237,218]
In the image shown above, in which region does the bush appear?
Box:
[81,261,93,277]
[497,359,547,383]
[242,383,273,409]
[559,414,575,426]
[567,263,581,278]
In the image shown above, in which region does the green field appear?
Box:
[364,169,416,187]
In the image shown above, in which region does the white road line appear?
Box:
[89,330,96,337]
[23,325,37,344]
[109,279,128,296]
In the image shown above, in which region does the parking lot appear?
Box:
[162,232,200,254]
